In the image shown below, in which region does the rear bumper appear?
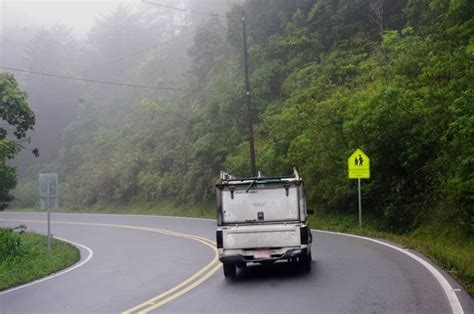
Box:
[219,245,310,264]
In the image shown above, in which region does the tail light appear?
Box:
[300,226,310,244]
[216,230,223,248]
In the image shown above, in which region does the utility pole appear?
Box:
[241,12,257,177]
[140,0,258,177]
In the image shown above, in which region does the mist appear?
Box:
[2,0,472,247]
[1,1,472,305]
[1,0,235,178]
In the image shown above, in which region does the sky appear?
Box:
[1,0,136,37]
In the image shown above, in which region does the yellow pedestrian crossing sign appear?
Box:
[348,149,370,179]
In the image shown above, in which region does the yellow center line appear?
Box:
[122,238,219,313]
[137,263,222,314]
[0,218,221,313]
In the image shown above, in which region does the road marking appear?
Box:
[3,211,213,222]
[137,263,222,314]
[122,239,219,313]
[0,219,215,246]
[0,235,93,296]
[3,214,464,313]
[122,259,219,313]
[0,218,220,313]
[315,229,464,314]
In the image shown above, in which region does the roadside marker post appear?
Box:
[39,173,58,258]
[347,149,370,229]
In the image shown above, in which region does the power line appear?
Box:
[141,1,257,175]
[76,32,195,75]
[141,0,238,20]
[0,66,202,92]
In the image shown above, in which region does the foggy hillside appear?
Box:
[1,0,472,238]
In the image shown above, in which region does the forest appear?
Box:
[2,0,472,240]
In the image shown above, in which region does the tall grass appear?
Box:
[0,227,80,291]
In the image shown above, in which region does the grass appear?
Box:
[8,203,473,295]
[0,228,80,291]
[11,200,215,219]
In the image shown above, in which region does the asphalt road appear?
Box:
[0,212,472,313]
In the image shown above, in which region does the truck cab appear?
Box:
[216,168,313,278]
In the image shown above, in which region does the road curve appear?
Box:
[0,212,472,313]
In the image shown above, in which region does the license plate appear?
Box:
[255,250,271,259]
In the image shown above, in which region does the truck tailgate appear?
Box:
[223,225,301,249]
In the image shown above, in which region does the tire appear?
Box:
[300,252,312,271]
[223,263,237,278]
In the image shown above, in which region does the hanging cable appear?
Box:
[0,66,205,92]
[76,32,195,75]
[141,0,238,20]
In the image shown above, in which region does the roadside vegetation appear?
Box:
[3,0,472,297]
[9,203,473,295]
[0,226,80,291]
[0,73,36,208]
[12,201,215,219]
[309,211,474,296]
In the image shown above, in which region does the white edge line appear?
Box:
[0,236,94,296]
[2,212,465,313]
[314,229,464,314]
[3,211,213,222]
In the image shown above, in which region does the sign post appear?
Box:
[347,149,370,229]
[39,173,58,258]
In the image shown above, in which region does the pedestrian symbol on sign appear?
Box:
[348,149,370,179]
[347,149,371,229]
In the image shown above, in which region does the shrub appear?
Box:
[0,225,27,261]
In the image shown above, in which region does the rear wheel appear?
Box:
[300,252,312,271]
[223,263,236,278]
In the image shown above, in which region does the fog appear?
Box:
[1,3,471,302]
[1,0,132,38]
[1,0,235,182]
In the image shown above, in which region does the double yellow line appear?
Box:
[0,218,222,313]
[122,229,222,313]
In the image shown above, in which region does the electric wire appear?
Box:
[1,3,232,92]
[141,0,239,20]
[76,32,195,75]
[0,66,203,92]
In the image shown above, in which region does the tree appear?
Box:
[0,73,35,208]
[20,24,81,166]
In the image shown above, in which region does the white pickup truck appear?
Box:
[215,169,313,278]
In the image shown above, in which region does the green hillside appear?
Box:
[7,0,473,291]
